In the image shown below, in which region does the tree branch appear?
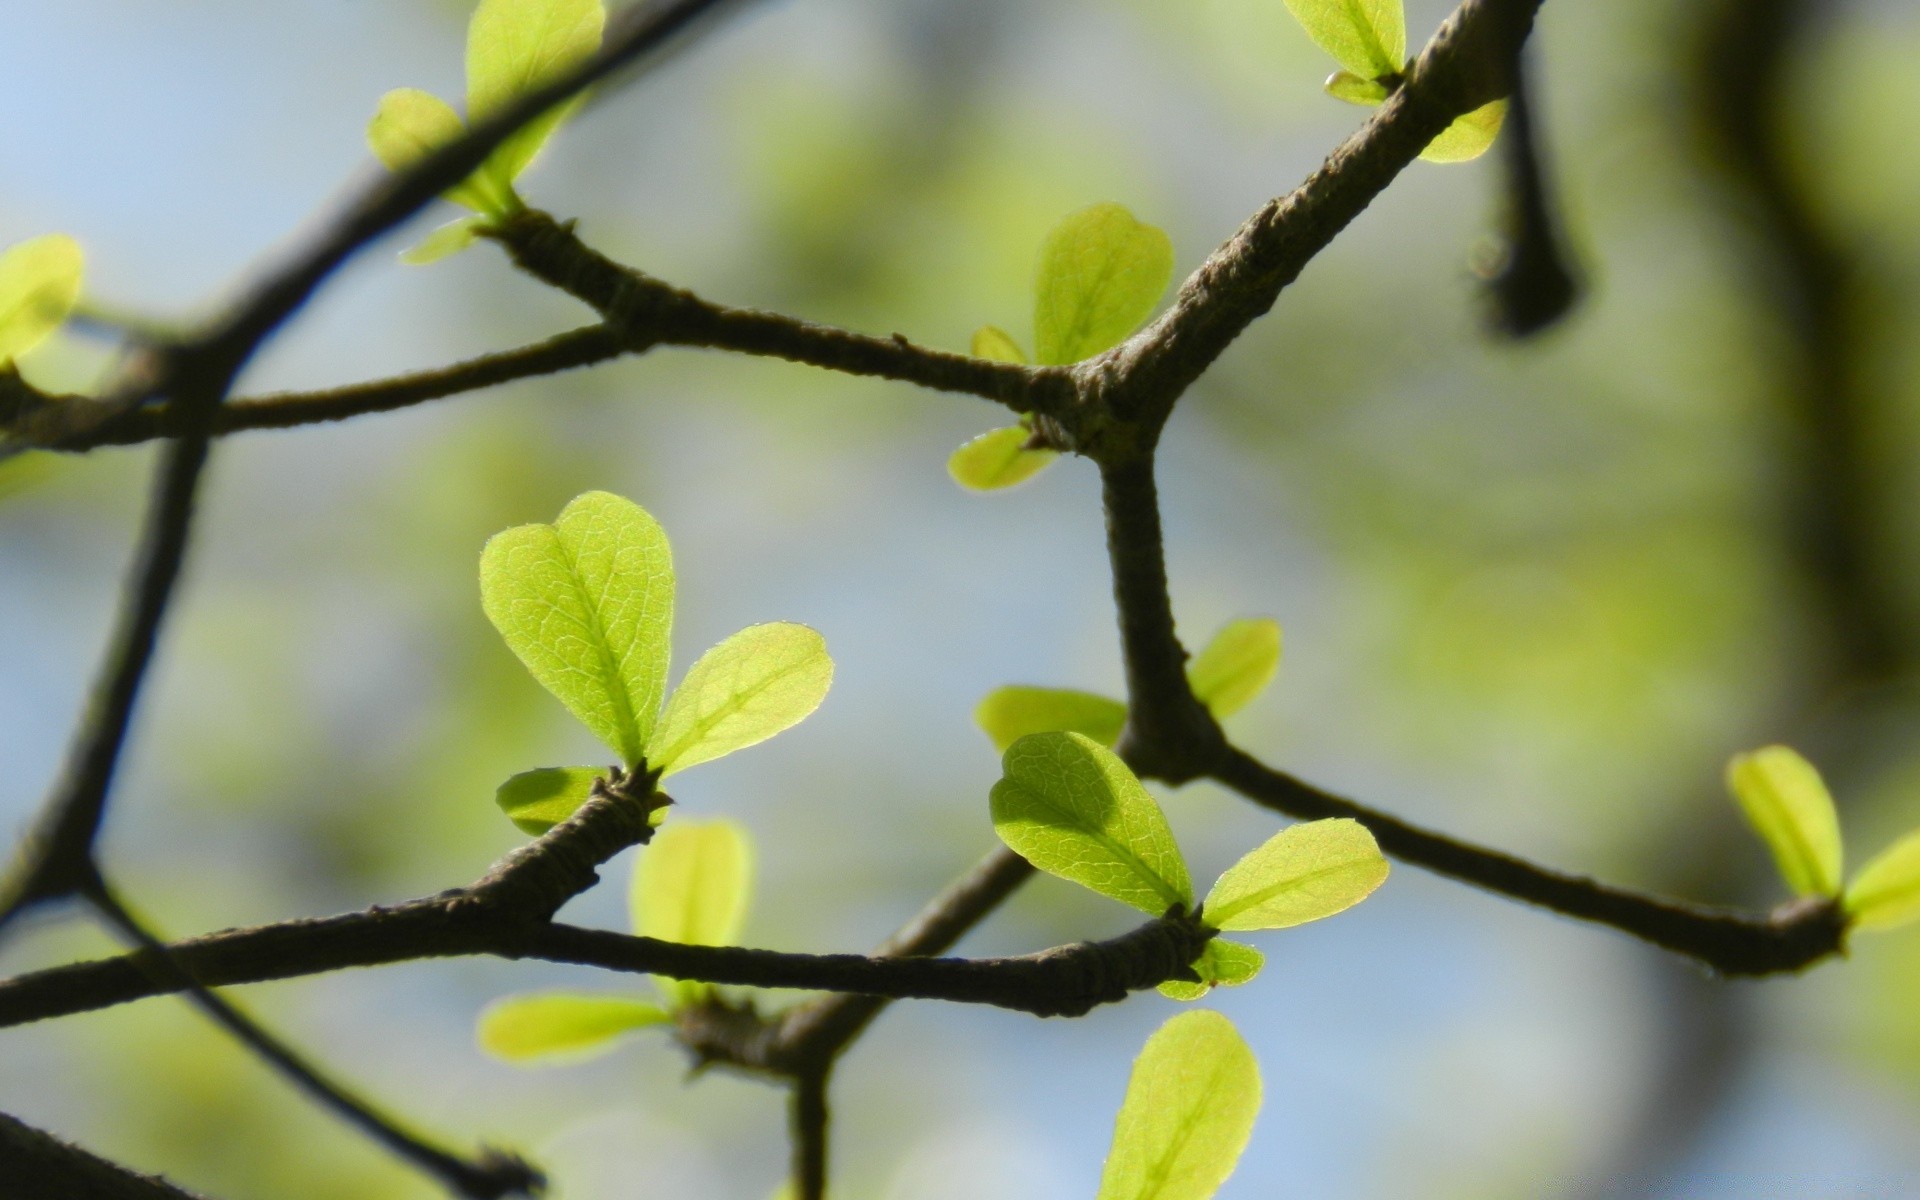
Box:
[0,1110,213,1200]
[790,1069,831,1200]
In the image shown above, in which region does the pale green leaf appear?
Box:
[1203,818,1387,931]
[466,0,604,194]
[1097,1010,1261,1200]
[1726,745,1844,898]
[0,234,84,367]
[1324,70,1390,106]
[970,324,1027,364]
[1282,0,1405,80]
[477,993,669,1063]
[648,622,833,776]
[365,88,511,217]
[948,426,1058,491]
[1032,203,1175,366]
[400,217,484,265]
[480,491,674,767]
[1845,828,1920,932]
[634,817,754,1007]
[1186,618,1281,719]
[990,732,1192,915]
[1420,98,1507,164]
[495,765,605,835]
[1157,939,1263,1001]
[974,686,1128,754]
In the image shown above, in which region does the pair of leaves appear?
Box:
[484,492,832,832]
[1283,0,1505,163]
[366,0,604,262]
[1726,746,1920,932]
[1098,1011,1261,1200]
[478,818,754,1062]
[0,234,84,369]
[949,203,1175,491]
[975,618,1281,755]
[989,732,1388,997]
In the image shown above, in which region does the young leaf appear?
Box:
[1097,1010,1261,1200]
[0,234,84,367]
[634,818,753,1007]
[990,732,1192,916]
[975,686,1128,754]
[1845,828,1920,932]
[495,765,605,835]
[366,88,512,217]
[1032,203,1175,366]
[1157,939,1263,1001]
[480,491,674,768]
[1203,818,1388,931]
[477,993,669,1063]
[970,324,1028,364]
[1282,0,1406,81]
[465,0,605,197]
[1726,745,1844,899]
[400,217,484,265]
[1186,618,1281,719]
[948,426,1058,491]
[1419,98,1507,164]
[1324,70,1390,106]
[647,622,833,776]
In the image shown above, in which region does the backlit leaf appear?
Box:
[1157,939,1263,1001]
[477,993,669,1063]
[1186,619,1281,719]
[970,324,1027,364]
[1203,818,1388,931]
[974,686,1128,754]
[948,426,1058,491]
[495,765,605,835]
[1033,203,1174,366]
[1845,828,1920,932]
[466,0,604,195]
[1097,1011,1261,1200]
[634,818,753,1007]
[648,622,832,776]
[1420,98,1507,164]
[1726,745,1844,898]
[366,88,511,217]
[400,217,484,265]
[1282,0,1406,80]
[480,491,674,767]
[990,732,1192,915]
[0,234,84,367]
[1324,70,1390,106]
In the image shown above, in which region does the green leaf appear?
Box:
[948,426,1058,491]
[634,817,754,1007]
[1282,0,1405,80]
[480,491,674,767]
[1032,203,1175,366]
[1324,70,1390,106]
[974,685,1128,754]
[400,217,484,265]
[990,732,1192,915]
[1186,618,1281,719]
[465,0,604,197]
[495,765,605,835]
[1097,1010,1261,1200]
[366,88,512,217]
[970,324,1028,364]
[1726,745,1844,899]
[1157,939,1263,1001]
[1420,98,1507,164]
[1845,828,1920,932]
[477,993,669,1063]
[1203,818,1388,931]
[0,234,84,367]
[647,622,833,776]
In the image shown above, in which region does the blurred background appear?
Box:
[3,0,1919,1195]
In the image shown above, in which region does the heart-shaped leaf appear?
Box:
[1157,939,1263,1001]
[948,426,1058,491]
[480,491,674,767]
[970,325,1027,364]
[975,686,1128,754]
[1033,203,1175,366]
[495,765,606,835]
[466,0,604,198]
[1097,1010,1261,1200]
[1282,0,1405,81]
[1204,818,1388,931]
[648,622,832,776]
[634,818,754,1007]
[990,732,1192,916]
[1726,745,1844,899]
[1420,98,1507,164]
[1845,828,1920,932]
[0,234,84,367]
[1186,619,1281,719]
[477,993,670,1063]
[366,88,513,217]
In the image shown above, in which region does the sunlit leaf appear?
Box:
[1420,98,1507,164]
[400,217,484,265]
[948,426,1058,491]
[495,765,605,835]
[1096,1011,1261,1200]
[1157,939,1263,1001]
[366,88,512,217]
[1032,203,1175,366]
[1845,828,1920,932]
[648,622,832,776]
[1324,70,1390,106]
[990,732,1192,915]
[1186,618,1281,719]
[477,993,669,1063]
[480,491,674,767]
[1282,0,1405,81]
[0,234,84,367]
[970,324,1027,364]
[974,685,1128,754]
[466,0,604,196]
[634,818,753,1007]
[1203,818,1388,931]
[1726,745,1844,898]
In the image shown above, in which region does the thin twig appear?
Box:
[0,1109,213,1200]
[790,1069,832,1200]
